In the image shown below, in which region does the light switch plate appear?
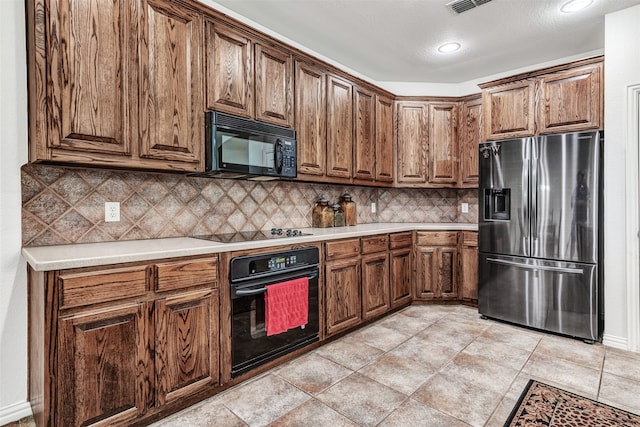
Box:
[461,202,469,214]
[371,202,376,213]
[105,202,120,222]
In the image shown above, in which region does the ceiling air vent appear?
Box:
[447,0,493,14]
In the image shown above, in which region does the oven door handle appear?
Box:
[235,287,267,296]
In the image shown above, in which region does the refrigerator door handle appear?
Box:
[486,257,584,274]
[531,137,538,241]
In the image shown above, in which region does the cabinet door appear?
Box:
[396,101,428,184]
[58,302,152,426]
[255,44,293,127]
[537,62,602,134]
[361,253,390,320]
[460,232,478,302]
[482,80,535,141]
[415,246,458,300]
[47,0,131,156]
[353,86,376,181]
[428,102,458,185]
[325,258,360,336]
[206,22,253,118]
[155,289,219,405]
[390,248,412,308]
[138,0,203,169]
[326,75,353,179]
[459,97,481,188]
[415,246,437,300]
[295,60,326,177]
[375,95,394,182]
[438,246,459,299]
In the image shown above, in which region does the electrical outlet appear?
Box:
[371,202,377,213]
[461,202,469,214]
[105,202,120,222]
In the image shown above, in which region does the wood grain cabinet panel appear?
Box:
[294,60,327,177]
[255,44,293,127]
[459,97,481,188]
[390,247,412,308]
[460,231,478,303]
[155,257,218,292]
[428,102,458,185]
[138,0,203,167]
[155,289,219,405]
[415,232,459,301]
[326,74,353,179]
[375,95,394,182]
[482,80,536,141]
[537,63,602,134]
[205,22,253,117]
[353,86,376,181]
[57,301,152,426]
[325,258,361,336]
[325,239,360,260]
[361,253,390,320]
[396,101,428,184]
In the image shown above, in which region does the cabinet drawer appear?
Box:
[361,235,389,254]
[59,266,148,309]
[325,239,360,260]
[156,257,218,291]
[416,231,457,246]
[461,231,478,247]
[389,232,412,249]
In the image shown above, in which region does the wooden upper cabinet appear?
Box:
[353,86,376,181]
[138,0,203,168]
[459,96,481,188]
[428,102,458,185]
[44,0,131,157]
[206,22,253,118]
[255,44,293,127]
[375,95,394,182]
[295,60,327,177]
[396,101,428,184]
[537,62,602,134]
[326,75,353,179]
[482,80,536,141]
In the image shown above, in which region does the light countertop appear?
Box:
[22,222,478,271]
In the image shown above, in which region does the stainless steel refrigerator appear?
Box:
[478,131,603,342]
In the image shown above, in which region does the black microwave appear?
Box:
[203,111,297,179]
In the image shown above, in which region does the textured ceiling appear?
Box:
[207,0,640,84]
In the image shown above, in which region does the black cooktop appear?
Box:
[192,228,311,243]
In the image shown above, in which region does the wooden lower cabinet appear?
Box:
[460,231,479,304]
[361,253,390,320]
[155,289,219,406]
[325,258,361,336]
[390,247,413,308]
[57,301,152,426]
[415,232,459,301]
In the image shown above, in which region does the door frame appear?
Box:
[626,84,640,352]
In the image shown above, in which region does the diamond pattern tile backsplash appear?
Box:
[21,164,478,246]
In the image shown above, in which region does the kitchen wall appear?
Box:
[21,164,478,246]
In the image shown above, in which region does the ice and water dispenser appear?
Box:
[484,188,511,220]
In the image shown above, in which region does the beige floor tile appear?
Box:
[313,336,384,371]
[412,372,502,427]
[273,353,353,395]
[533,334,605,370]
[389,335,459,370]
[358,353,436,395]
[480,323,542,352]
[399,305,450,322]
[462,335,532,371]
[150,401,247,427]
[376,311,435,335]
[348,323,411,351]
[484,374,536,427]
[521,352,601,398]
[603,348,640,382]
[416,323,479,353]
[598,372,640,415]
[315,373,407,427]
[267,399,359,427]
[440,352,520,395]
[220,374,310,426]
[377,398,470,427]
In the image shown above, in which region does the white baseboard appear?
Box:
[602,333,629,350]
[0,401,32,425]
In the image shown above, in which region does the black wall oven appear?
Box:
[230,247,319,377]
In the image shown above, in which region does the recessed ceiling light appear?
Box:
[438,42,461,53]
[560,0,593,13]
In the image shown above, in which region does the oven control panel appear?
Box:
[230,247,320,282]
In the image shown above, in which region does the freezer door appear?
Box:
[478,253,599,341]
[478,138,530,257]
[532,132,601,263]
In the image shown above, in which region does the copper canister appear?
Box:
[312,195,334,228]
[339,193,357,226]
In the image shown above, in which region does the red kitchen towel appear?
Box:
[265,277,309,336]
